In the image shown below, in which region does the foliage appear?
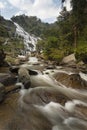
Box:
[36,39,45,53]
[75,45,87,63]
[44,48,64,62]
[38,37,65,61]
[71,0,87,30]
[0,25,9,37]
[0,37,24,57]
[42,0,87,62]
[0,1,87,64]
[0,16,16,38]
[0,37,5,45]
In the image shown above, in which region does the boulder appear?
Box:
[14,58,20,65]
[77,61,87,72]
[18,67,31,89]
[0,83,5,102]
[9,66,19,74]
[0,73,17,86]
[61,54,76,65]
[53,72,87,89]
[22,87,70,105]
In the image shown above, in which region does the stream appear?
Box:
[0,57,87,130]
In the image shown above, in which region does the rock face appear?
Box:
[0,49,6,66]
[0,83,5,102]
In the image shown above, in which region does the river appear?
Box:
[0,57,87,130]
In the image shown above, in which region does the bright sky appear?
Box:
[0,0,71,23]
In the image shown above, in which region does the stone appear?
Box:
[46,65,55,70]
[53,72,87,89]
[22,87,69,105]
[14,58,20,65]
[61,53,76,65]
[0,83,5,102]
[9,66,19,74]
[18,67,31,89]
[0,73,17,86]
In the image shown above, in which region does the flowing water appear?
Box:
[28,57,39,64]
[0,57,87,130]
[13,57,87,130]
[14,23,40,51]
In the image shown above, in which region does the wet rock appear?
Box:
[21,87,70,105]
[14,58,20,65]
[79,72,87,86]
[21,63,45,72]
[28,69,38,75]
[0,73,17,86]
[18,67,31,89]
[46,65,55,70]
[0,83,5,102]
[76,61,87,73]
[76,105,87,118]
[0,92,19,130]
[5,84,21,95]
[9,66,19,74]
[53,72,87,89]
[6,105,52,130]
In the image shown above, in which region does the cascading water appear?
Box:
[14,22,40,51]
[28,57,38,64]
[6,57,87,130]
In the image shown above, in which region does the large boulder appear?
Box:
[21,87,70,106]
[53,72,87,89]
[61,54,76,66]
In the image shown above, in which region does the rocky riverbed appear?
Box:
[0,56,87,130]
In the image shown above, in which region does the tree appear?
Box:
[62,0,87,48]
[71,0,87,48]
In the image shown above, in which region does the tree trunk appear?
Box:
[73,25,77,48]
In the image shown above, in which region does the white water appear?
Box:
[15,56,87,130]
[14,23,40,51]
[28,57,39,64]
[25,71,87,103]
[79,72,87,81]
[35,101,87,130]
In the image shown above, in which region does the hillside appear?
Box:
[0,16,16,39]
[11,15,52,37]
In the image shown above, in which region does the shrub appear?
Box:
[75,45,87,63]
[44,48,64,62]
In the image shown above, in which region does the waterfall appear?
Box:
[14,22,40,51]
